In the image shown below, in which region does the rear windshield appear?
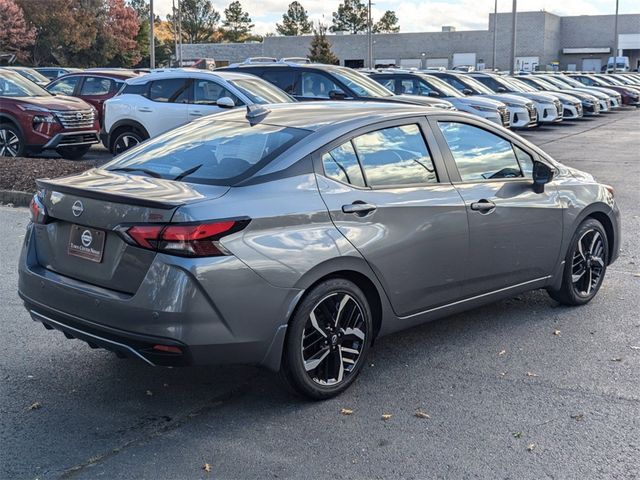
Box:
[104,119,310,185]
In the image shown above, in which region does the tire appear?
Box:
[56,145,91,160]
[111,130,144,155]
[280,278,373,400]
[0,124,25,157]
[547,218,609,306]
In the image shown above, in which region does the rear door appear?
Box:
[315,117,469,317]
[430,115,563,296]
[188,78,242,120]
[77,76,116,121]
[141,78,191,137]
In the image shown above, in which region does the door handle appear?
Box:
[470,199,496,213]
[190,110,203,117]
[342,202,377,216]
[138,107,153,113]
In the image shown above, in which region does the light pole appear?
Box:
[613,0,619,73]
[492,0,498,70]
[149,0,155,69]
[509,0,517,74]
[367,0,373,69]
[178,0,183,67]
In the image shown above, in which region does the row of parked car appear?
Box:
[1,62,639,160]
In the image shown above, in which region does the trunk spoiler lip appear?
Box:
[35,179,182,209]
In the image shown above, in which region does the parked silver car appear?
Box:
[19,102,620,399]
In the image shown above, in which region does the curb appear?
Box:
[0,190,33,208]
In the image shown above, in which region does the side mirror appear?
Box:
[329,89,347,100]
[532,161,553,193]
[216,97,235,108]
[462,88,473,95]
[496,86,507,93]
[428,91,441,97]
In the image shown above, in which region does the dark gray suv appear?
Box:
[19,102,620,399]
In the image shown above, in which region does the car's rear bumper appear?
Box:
[18,224,300,370]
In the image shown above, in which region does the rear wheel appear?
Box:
[56,145,91,160]
[0,124,24,157]
[280,278,372,400]
[547,218,608,306]
[112,130,144,155]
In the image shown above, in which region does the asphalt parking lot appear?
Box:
[1,108,639,480]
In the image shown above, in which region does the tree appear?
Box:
[104,0,142,67]
[373,10,399,33]
[0,0,36,62]
[221,1,254,43]
[308,22,338,65]
[167,0,220,44]
[330,0,368,34]
[276,1,311,36]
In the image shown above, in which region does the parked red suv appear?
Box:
[0,69,99,159]
[46,70,138,124]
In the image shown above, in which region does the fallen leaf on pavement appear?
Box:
[610,357,623,362]
[570,413,584,421]
[498,350,506,356]
[27,402,42,411]
[340,408,353,415]
[415,410,431,419]
[527,443,536,451]
[512,431,522,439]
[381,413,393,421]
[553,330,561,336]
[526,372,539,377]
[203,463,212,473]
[630,346,640,350]
[146,390,153,396]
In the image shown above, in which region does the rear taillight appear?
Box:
[119,219,249,257]
[29,195,48,224]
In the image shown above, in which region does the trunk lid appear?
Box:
[33,169,229,294]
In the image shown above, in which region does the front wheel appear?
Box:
[112,130,143,155]
[56,145,91,160]
[0,124,25,157]
[547,218,608,306]
[280,278,372,400]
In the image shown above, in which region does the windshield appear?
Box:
[456,75,495,95]
[595,75,623,86]
[555,76,586,88]
[0,72,51,97]
[330,67,394,97]
[526,77,556,91]
[105,120,310,185]
[229,78,294,104]
[421,75,464,97]
[16,68,50,84]
[506,77,537,92]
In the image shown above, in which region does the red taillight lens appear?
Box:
[29,195,47,224]
[123,219,248,257]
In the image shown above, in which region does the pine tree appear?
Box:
[221,1,254,43]
[373,10,399,33]
[308,22,338,65]
[330,0,368,34]
[276,1,311,36]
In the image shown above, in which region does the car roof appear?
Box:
[54,70,138,80]
[206,101,437,132]
[223,63,346,72]
[125,69,262,84]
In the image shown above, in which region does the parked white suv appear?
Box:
[103,69,295,154]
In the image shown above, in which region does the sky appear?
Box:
[152,0,638,35]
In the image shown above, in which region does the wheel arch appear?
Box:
[585,210,615,265]
[107,120,150,152]
[0,113,24,137]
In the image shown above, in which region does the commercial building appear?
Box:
[182,11,640,72]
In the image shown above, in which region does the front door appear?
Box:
[188,79,241,120]
[431,116,563,297]
[316,118,469,317]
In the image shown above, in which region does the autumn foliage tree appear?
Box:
[0,0,36,61]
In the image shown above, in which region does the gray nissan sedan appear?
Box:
[19,102,620,399]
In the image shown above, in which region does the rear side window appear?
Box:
[122,83,148,96]
[261,70,297,94]
[105,121,310,185]
[352,124,437,187]
[438,122,523,181]
[48,76,80,95]
[322,142,366,187]
[149,78,190,103]
[80,77,113,96]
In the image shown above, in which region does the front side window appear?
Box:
[149,78,190,103]
[352,124,437,187]
[48,77,80,95]
[322,142,366,187]
[400,79,418,95]
[438,122,523,181]
[192,80,239,105]
[105,121,309,185]
[329,67,394,97]
[80,77,113,96]
[514,145,534,177]
[300,72,342,98]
